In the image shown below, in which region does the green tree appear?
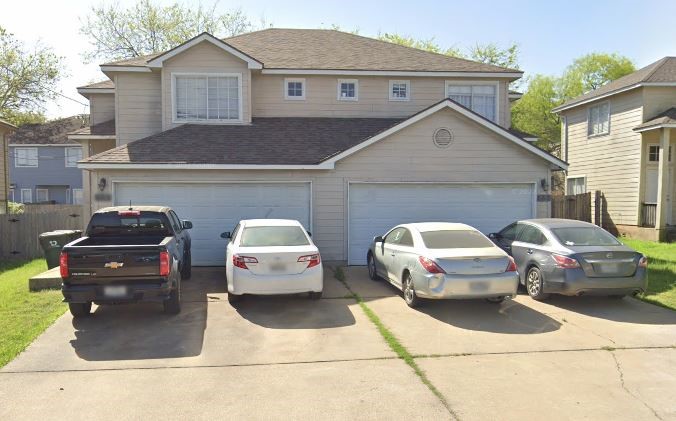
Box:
[469,43,519,69]
[559,53,635,98]
[79,0,259,62]
[511,75,562,153]
[0,26,63,126]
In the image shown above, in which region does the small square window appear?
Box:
[389,80,410,101]
[65,147,82,167]
[284,78,305,100]
[649,145,673,162]
[337,79,358,101]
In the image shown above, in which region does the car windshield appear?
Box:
[551,227,621,246]
[240,226,310,247]
[420,230,494,249]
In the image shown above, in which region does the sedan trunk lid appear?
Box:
[237,245,319,276]
[427,247,510,275]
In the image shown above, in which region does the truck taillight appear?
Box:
[298,253,321,268]
[59,252,69,278]
[233,255,258,269]
[159,251,170,276]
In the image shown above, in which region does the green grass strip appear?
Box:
[333,266,459,419]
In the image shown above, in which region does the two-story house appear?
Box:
[553,57,676,241]
[8,116,87,205]
[71,28,566,265]
[1,118,17,213]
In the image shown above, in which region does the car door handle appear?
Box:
[527,249,534,254]
[390,253,396,257]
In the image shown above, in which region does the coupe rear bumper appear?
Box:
[415,271,519,299]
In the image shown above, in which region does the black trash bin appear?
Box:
[38,230,83,269]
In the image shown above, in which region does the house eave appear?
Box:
[553,82,676,113]
[634,123,676,133]
[260,69,523,79]
[78,163,335,170]
[68,135,117,141]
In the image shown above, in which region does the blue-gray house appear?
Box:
[8,116,88,204]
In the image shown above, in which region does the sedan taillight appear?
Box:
[552,253,580,269]
[159,251,170,276]
[505,256,517,272]
[298,253,321,268]
[418,256,446,274]
[233,255,258,270]
[59,252,69,278]
[638,256,648,268]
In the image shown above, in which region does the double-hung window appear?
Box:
[36,188,49,203]
[71,188,83,205]
[337,79,358,101]
[20,188,32,203]
[15,147,38,167]
[389,80,410,101]
[174,74,241,122]
[65,147,82,167]
[566,176,586,195]
[284,78,305,100]
[587,102,610,136]
[446,83,497,122]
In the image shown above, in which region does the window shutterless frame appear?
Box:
[389,80,411,101]
[445,80,499,123]
[171,72,243,124]
[566,176,586,195]
[35,188,49,203]
[65,147,83,167]
[337,79,358,101]
[20,188,32,203]
[587,101,610,137]
[15,147,38,167]
[284,78,306,100]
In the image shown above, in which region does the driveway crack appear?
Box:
[610,351,663,420]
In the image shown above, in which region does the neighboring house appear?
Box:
[8,116,88,205]
[553,56,676,241]
[72,29,566,265]
[0,118,17,213]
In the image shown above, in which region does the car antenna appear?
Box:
[129,200,133,211]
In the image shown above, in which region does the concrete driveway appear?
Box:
[1,266,675,420]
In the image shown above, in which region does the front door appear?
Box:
[645,167,673,225]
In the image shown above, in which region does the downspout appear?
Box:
[3,132,9,214]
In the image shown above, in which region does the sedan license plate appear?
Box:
[470,282,488,292]
[103,285,127,298]
[599,263,619,274]
[269,263,287,273]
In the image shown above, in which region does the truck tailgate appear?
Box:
[66,246,164,284]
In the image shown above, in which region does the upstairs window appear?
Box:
[389,80,410,101]
[284,78,305,100]
[588,102,610,136]
[174,74,241,122]
[15,147,38,167]
[65,147,83,167]
[446,83,497,122]
[337,79,358,101]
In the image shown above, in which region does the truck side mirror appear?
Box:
[182,220,193,229]
[220,231,231,239]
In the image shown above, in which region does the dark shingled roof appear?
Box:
[634,107,676,131]
[554,57,676,112]
[8,115,89,145]
[78,80,114,90]
[83,117,401,165]
[103,28,521,75]
[70,119,116,136]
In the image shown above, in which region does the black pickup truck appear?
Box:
[60,206,192,318]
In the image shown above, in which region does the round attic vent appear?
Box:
[433,128,453,148]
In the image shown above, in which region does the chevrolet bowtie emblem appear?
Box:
[105,262,124,269]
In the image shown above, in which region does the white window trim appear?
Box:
[71,188,83,205]
[35,188,49,203]
[389,80,411,101]
[171,72,244,124]
[566,175,587,195]
[647,143,673,163]
[587,101,610,137]
[15,147,38,168]
[65,147,82,167]
[284,78,306,100]
[445,80,500,123]
[337,79,359,101]
[20,188,32,203]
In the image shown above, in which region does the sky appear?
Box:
[2,0,675,119]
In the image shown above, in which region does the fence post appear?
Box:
[594,191,601,227]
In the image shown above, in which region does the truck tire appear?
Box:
[69,302,92,318]
[181,251,192,280]
[163,279,181,315]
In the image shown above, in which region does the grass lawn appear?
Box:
[0,259,66,367]
[622,238,676,311]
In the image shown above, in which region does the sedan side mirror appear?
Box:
[182,220,193,230]
[220,231,231,239]
[488,233,498,240]
[373,235,384,243]
[307,231,312,237]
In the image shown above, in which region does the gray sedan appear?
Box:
[367,222,519,307]
[490,219,647,300]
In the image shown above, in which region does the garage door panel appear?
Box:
[115,183,310,266]
[348,183,534,265]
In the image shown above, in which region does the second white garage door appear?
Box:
[348,183,535,265]
[114,182,311,266]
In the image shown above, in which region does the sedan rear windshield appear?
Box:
[420,230,494,249]
[240,226,310,247]
[87,212,172,237]
[551,227,621,246]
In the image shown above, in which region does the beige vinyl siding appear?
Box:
[115,72,162,146]
[642,86,676,120]
[89,93,115,125]
[161,41,251,130]
[87,107,549,260]
[563,90,644,225]
[252,75,512,127]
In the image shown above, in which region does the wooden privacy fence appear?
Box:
[551,192,592,223]
[0,205,84,260]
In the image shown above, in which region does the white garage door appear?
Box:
[115,182,311,266]
[348,183,535,265]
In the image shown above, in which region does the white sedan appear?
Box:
[367,222,519,307]
[223,219,323,304]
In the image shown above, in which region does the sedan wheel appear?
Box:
[526,267,550,301]
[403,272,420,308]
[367,254,379,281]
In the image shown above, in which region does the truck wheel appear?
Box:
[181,251,192,280]
[69,302,92,318]
[163,280,181,315]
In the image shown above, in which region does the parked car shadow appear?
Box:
[235,295,356,329]
[69,268,225,361]
[543,295,676,325]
